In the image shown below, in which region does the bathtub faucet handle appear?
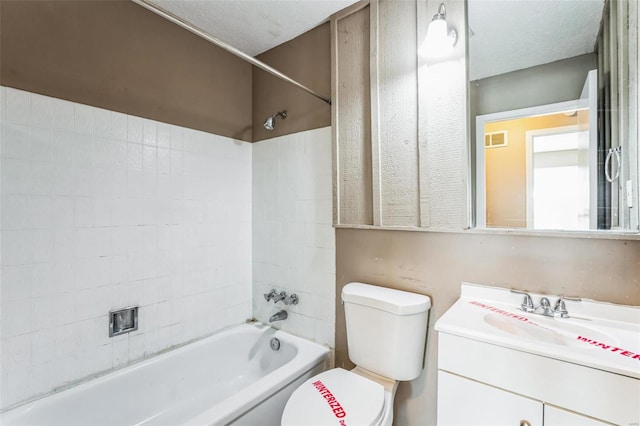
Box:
[284,294,299,305]
[272,291,287,303]
[264,289,278,302]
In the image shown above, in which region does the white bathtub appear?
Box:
[0,323,330,426]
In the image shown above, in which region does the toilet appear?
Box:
[281,282,431,426]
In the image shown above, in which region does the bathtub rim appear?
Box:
[0,322,331,425]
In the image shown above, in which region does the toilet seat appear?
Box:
[281,368,386,426]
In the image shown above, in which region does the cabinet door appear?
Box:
[438,371,543,426]
[544,405,612,426]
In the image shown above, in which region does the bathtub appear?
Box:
[1,322,330,426]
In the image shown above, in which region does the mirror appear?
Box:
[469,0,639,232]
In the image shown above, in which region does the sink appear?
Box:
[435,283,640,380]
[436,282,640,426]
[483,312,616,349]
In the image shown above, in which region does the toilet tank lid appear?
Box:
[342,282,431,315]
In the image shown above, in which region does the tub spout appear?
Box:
[269,310,287,322]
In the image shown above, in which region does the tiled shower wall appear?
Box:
[0,87,252,408]
[252,128,335,347]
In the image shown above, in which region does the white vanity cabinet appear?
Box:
[438,370,542,426]
[438,370,611,426]
[435,283,640,426]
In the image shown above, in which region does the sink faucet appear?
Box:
[269,310,288,322]
[511,290,581,318]
[537,297,554,317]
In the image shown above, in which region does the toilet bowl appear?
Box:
[281,283,431,426]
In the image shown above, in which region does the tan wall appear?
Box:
[0,0,253,141]
[252,23,331,142]
[485,113,580,227]
[335,228,640,425]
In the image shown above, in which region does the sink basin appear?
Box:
[436,282,640,381]
[483,313,616,349]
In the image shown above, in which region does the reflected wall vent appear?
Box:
[485,131,508,148]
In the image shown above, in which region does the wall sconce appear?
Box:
[418,3,457,58]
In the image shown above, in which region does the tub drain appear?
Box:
[270,337,281,351]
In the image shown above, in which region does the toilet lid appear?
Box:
[281,368,385,426]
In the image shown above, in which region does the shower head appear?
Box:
[263,111,287,131]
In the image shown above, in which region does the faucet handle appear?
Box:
[284,294,299,305]
[273,291,287,303]
[264,289,278,302]
[553,298,568,318]
[511,290,535,313]
[553,296,580,318]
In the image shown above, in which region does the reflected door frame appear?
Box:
[475,99,585,228]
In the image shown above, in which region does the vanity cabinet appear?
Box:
[438,371,611,426]
[436,333,634,425]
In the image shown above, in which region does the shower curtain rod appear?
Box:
[131,0,332,105]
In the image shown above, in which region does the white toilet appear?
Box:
[281,282,431,426]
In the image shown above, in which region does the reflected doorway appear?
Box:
[527,127,590,230]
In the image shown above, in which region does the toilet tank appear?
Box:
[342,282,431,381]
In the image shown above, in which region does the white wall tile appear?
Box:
[92,108,111,137]
[74,104,93,135]
[5,88,31,125]
[52,100,74,132]
[29,161,53,195]
[1,87,253,409]
[2,266,31,301]
[3,334,32,370]
[110,112,127,141]
[2,195,30,230]
[2,298,33,337]
[127,142,143,170]
[252,127,334,347]
[31,262,55,297]
[29,128,53,162]
[52,130,74,164]
[157,123,171,148]
[31,329,56,365]
[4,159,30,195]
[29,196,53,229]
[4,123,30,160]
[30,95,53,129]
[53,197,74,228]
[143,145,156,171]
[142,119,157,146]
[170,125,183,151]
[53,164,74,196]
[73,134,92,166]
[32,296,56,331]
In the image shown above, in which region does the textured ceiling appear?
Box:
[147,0,358,56]
[145,0,605,79]
[469,0,605,81]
